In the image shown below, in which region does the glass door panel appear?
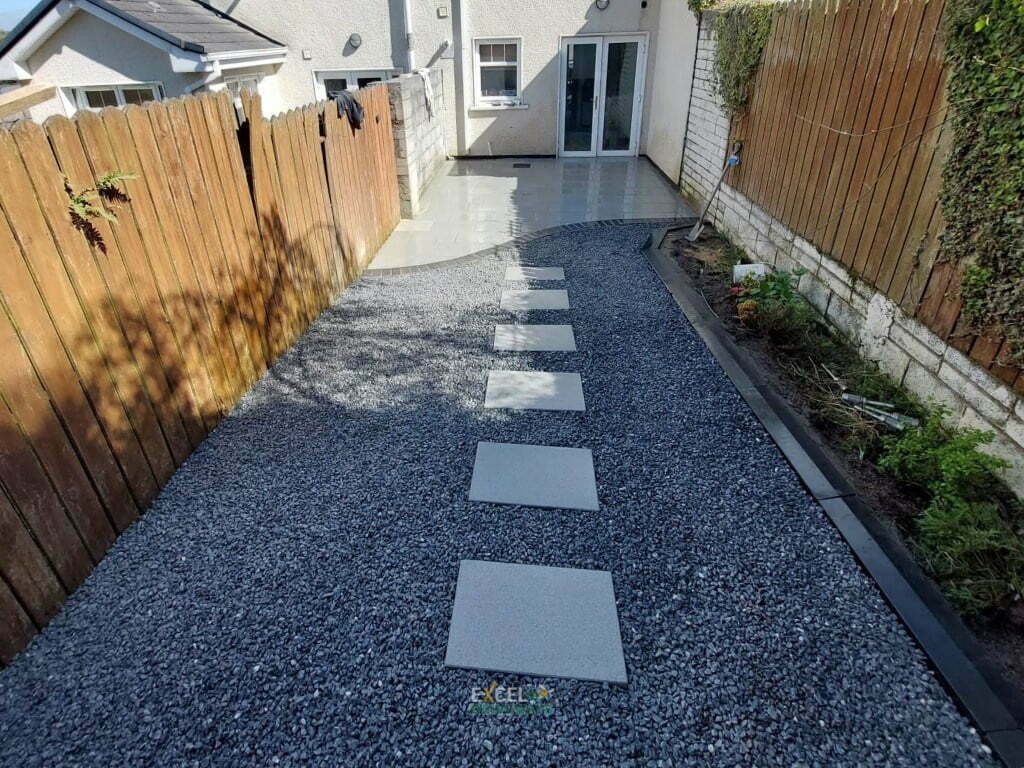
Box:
[561,39,601,154]
[600,41,639,152]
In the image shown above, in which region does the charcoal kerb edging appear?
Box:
[364,218,698,277]
[643,226,1024,768]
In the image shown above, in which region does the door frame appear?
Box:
[557,35,604,157]
[556,32,649,158]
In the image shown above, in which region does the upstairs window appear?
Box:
[474,38,521,105]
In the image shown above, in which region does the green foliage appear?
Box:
[960,263,993,320]
[66,186,116,224]
[64,169,135,251]
[95,170,137,204]
[879,405,1008,498]
[715,245,1023,617]
[880,404,1024,614]
[941,0,1024,361]
[713,2,776,117]
[734,268,819,345]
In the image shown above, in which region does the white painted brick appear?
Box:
[903,360,967,416]
[827,294,865,339]
[941,345,1017,408]
[799,273,831,315]
[958,408,1024,491]
[1005,410,1024,450]
[888,323,943,373]
[891,313,948,359]
[815,261,853,301]
[937,361,1011,425]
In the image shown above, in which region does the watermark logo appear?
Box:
[467,681,555,715]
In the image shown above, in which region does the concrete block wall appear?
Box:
[680,14,1024,494]
[387,70,446,219]
[679,14,730,207]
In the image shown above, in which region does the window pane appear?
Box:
[601,41,639,151]
[122,87,155,105]
[85,89,118,108]
[324,78,348,98]
[225,77,258,97]
[480,66,517,98]
[505,44,517,62]
[479,43,493,62]
[357,77,381,88]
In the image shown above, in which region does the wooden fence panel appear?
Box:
[726,0,1020,383]
[0,87,400,661]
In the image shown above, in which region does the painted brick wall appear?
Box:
[680,14,1024,494]
[387,70,446,218]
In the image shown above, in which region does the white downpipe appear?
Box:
[403,0,416,72]
[184,62,222,94]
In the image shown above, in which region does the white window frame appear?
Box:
[73,83,163,112]
[472,37,523,107]
[312,69,397,101]
[220,73,263,97]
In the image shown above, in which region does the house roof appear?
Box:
[0,0,284,58]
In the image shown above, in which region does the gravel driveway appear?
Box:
[0,223,992,766]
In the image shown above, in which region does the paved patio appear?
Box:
[0,221,992,766]
[368,157,695,271]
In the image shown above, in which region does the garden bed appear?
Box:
[664,228,1024,701]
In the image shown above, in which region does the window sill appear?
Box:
[469,102,529,112]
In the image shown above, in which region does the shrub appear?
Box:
[880,404,1024,615]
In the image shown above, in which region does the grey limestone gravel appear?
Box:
[0,224,994,767]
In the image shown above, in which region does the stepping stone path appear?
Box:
[504,266,565,281]
[493,324,576,351]
[469,441,599,510]
[445,560,627,684]
[484,370,585,411]
[500,289,571,311]
[445,262,627,686]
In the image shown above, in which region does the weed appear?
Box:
[734,268,818,348]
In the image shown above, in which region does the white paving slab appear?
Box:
[484,371,585,411]
[445,560,627,684]
[505,266,565,281]
[493,324,576,352]
[469,441,599,511]
[500,289,570,311]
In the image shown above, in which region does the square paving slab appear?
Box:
[445,560,627,684]
[469,441,599,511]
[505,266,565,281]
[500,289,570,311]
[493,324,577,351]
[484,371,585,411]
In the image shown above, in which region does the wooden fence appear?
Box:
[727,0,1022,390]
[0,87,399,661]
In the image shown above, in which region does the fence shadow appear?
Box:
[0,87,400,662]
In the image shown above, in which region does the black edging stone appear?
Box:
[643,226,1024,768]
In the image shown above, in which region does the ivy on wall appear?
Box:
[943,0,1024,361]
[705,2,777,119]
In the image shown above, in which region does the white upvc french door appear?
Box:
[557,34,648,157]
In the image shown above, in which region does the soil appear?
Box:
[663,229,1024,707]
